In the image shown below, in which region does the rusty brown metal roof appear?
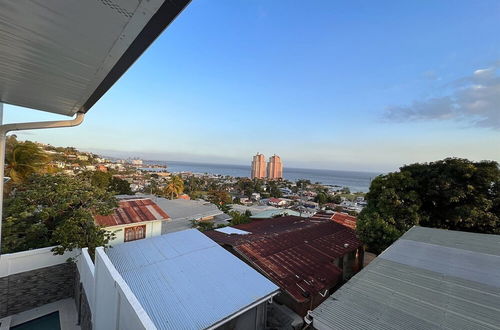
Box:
[94,198,170,227]
[205,216,362,303]
[311,211,357,229]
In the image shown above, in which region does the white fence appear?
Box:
[0,246,77,278]
[93,247,156,330]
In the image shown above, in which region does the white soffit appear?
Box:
[0,0,190,116]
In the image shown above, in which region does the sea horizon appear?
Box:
[144,159,382,193]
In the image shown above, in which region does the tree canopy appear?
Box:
[2,174,117,257]
[357,158,500,254]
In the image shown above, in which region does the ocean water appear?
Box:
[145,160,381,192]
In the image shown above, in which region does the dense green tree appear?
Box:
[2,174,117,257]
[357,158,500,254]
[89,171,111,190]
[109,177,133,195]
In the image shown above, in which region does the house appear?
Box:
[239,197,253,205]
[268,197,287,207]
[131,195,227,234]
[93,198,170,246]
[310,226,500,330]
[96,165,107,172]
[77,155,88,161]
[106,229,279,329]
[205,216,364,317]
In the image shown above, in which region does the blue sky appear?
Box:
[5,0,500,172]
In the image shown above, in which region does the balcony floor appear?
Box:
[0,298,80,330]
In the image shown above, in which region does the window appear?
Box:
[124,225,146,242]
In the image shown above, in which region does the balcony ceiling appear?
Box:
[0,0,190,116]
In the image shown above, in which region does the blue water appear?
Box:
[145,160,381,192]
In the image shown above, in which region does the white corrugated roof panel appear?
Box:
[214,227,250,235]
[0,0,190,116]
[106,229,279,330]
[311,226,500,330]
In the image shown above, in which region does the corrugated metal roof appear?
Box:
[94,198,169,227]
[250,209,301,219]
[311,226,500,330]
[0,1,190,116]
[311,211,357,229]
[106,229,279,330]
[205,216,362,304]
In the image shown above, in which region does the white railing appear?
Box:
[0,246,77,278]
[76,248,95,313]
[93,247,156,330]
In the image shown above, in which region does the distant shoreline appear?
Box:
[143,159,381,193]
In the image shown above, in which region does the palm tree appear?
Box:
[5,140,49,184]
[163,175,184,199]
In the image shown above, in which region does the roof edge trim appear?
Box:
[80,0,191,113]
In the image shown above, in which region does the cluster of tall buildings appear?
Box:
[251,153,283,179]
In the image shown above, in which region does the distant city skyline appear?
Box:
[4,0,500,172]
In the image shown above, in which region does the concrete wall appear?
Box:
[75,248,95,330]
[74,267,92,330]
[107,220,163,246]
[93,248,156,330]
[0,246,77,318]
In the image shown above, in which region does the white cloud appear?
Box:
[384,64,500,129]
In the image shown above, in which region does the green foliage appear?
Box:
[2,174,117,257]
[229,210,251,226]
[5,137,49,184]
[267,181,283,198]
[191,219,215,232]
[314,192,343,205]
[82,171,132,195]
[109,177,133,195]
[296,179,311,190]
[207,190,232,212]
[357,158,500,254]
[163,175,184,199]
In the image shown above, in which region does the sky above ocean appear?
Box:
[5,0,500,172]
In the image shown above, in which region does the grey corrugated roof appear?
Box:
[311,226,500,330]
[0,0,190,115]
[106,229,279,330]
[143,196,223,221]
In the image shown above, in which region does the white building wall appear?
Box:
[106,220,165,246]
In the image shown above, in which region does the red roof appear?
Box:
[205,216,362,303]
[94,198,170,227]
[311,211,357,229]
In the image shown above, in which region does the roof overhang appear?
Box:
[0,0,190,116]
